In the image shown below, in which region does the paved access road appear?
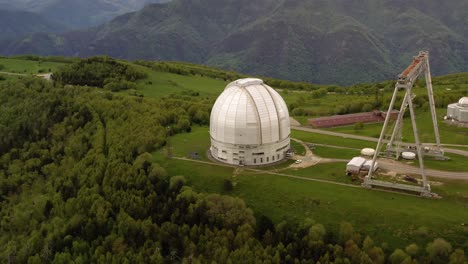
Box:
[292,126,468,180]
[0,71,27,76]
[378,160,468,180]
[292,126,468,157]
[0,71,52,80]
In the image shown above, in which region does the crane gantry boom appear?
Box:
[363,51,442,197]
[397,52,427,88]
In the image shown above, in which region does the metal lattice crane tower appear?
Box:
[363,51,442,197]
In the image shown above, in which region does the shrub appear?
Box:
[354,122,364,130]
[53,56,147,87]
[223,178,234,192]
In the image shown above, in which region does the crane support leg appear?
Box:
[364,83,400,187]
[405,87,430,193]
[424,58,442,150]
[388,92,408,158]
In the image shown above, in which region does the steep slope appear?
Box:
[81,0,283,60]
[207,0,395,84]
[0,9,67,40]
[1,0,467,85]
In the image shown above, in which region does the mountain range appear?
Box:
[0,0,170,29]
[1,0,468,85]
[0,9,67,41]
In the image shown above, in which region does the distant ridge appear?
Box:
[1,0,467,85]
[0,9,67,40]
[0,0,171,29]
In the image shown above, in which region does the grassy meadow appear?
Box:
[153,127,468,251]
[0,57,67,74]
[135,69,227,98]
[327,109,468,145]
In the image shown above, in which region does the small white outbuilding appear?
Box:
[447,97,468,123]
[346,157,367,175]
[362,160,379,172]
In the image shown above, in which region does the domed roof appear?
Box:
[210,78,290,145]
[458,97,468,107]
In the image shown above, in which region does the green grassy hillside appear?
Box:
[153,126,468,252]
[0,56,68,73]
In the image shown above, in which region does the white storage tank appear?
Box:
[361,148,375,156]
[402,152,416,160]
[210,78,291,166]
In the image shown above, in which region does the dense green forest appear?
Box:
[0,58,466,263]
[52,56,147,91]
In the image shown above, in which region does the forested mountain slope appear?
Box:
[1,0,468,85]
[0,0,170,29]
[0,9,66,40]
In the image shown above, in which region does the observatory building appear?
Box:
[447,97,468,123]
[210,78,291,166]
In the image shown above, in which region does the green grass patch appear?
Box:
[291,140,306,156]
[154,128,468,251]
[164,126,211,160]
[430,179,468,204]
[291,116,310,125]
[234,172,468,249]
[156,156,468,251]
[292,129,376,149]
[312,146,360,160]
[133,64,227,98]
[327,109,468,145]
[282,162,353,184]
[413,153,468,172]
[448,145,468,152]
[0,57,66,74]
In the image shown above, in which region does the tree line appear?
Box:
[134,60,330,91]
[289,79,468,117]
[52,56,147,91]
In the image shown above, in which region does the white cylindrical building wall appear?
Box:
[460,109,468,122]
[447,104,456,118]
[210,78,291,166]
[447,97,468,123]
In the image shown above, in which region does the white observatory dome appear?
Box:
[210,78,291,166]
[458,97,468,107]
